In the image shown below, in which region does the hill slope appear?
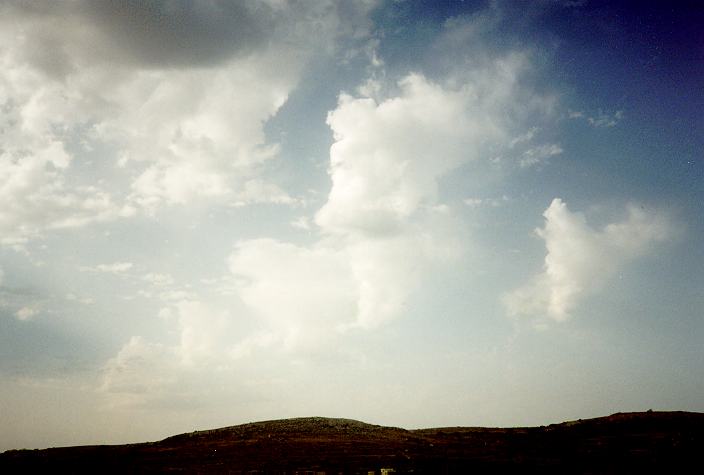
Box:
[1,411,702,473]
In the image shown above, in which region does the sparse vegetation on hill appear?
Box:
[2,412,702,474]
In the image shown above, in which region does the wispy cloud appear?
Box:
[142,273,175,287]
[80,262,133,274]
[15,306,39,321]
[569,109,624,128]
[291,216,313,231]
[65,293,95,305]
[463,196,510,208]
[519,143,563,168]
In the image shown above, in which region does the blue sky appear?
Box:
[0,0,702,451]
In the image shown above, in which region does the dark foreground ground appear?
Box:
[1,411,702,474]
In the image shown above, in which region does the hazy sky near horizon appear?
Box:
[1,0,702,451]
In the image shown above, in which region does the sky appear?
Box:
[0,0,702,451]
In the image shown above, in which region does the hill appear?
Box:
[1,411,702,473]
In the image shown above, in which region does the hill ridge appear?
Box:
[2,411,703,474]
[162,415,407,444]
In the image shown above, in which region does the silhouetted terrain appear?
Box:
[2,411,702,473]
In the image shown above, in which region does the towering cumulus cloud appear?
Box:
[317,73,501,235]
[506,199,671,321]
[230,57,542,344]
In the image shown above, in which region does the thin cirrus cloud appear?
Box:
[518,143,563,169]
[505,198,672,322]
[568,109,624,128]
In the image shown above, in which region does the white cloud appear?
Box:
[228,61,540,344]
[95,5,559,407]
[65,293,95,305]
[0,1,373,244]
[230,332,277,360]
[588,110,623,128]
[228,231,443,347]
[291,216,313,231]
[0,143,124,245]
[503,126,562,169]
[345,234,440,329]
[80,262,133,274]
[463,196,509,208]
[519,143,563,168]
[101,298,240,407]
[172,300,237,366]
[116,53,299,210]
[229,238,357,348]
[316,72,508,236]
[0,10,137,245]
[569,109,624,128]
[142,273,175,287]
[505,198,671,321]
[100,336,180,408]
[15,306,39,321]
[509,127,539,148]
[229,179,299,208]
[158,290,197,303]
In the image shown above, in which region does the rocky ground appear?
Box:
[1,411,702,473]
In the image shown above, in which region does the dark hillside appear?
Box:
[2,411,702,474]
